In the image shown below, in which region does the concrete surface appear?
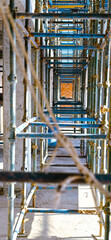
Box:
[0,143,102,240]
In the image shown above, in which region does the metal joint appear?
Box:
[9,127,16,140]
[92,74,99,80]
[32,144,38,150]
[23,78,27,86]
[97,82,102,88]
[9,6,17,18]
[8,74,17,83]
[21,166,27,171]
[22,117,28,123]
[103,81,108,88]
[100,105,109,114]
[103,206,111,215]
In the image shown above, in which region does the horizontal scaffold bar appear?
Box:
[54,67,82,70]
[52,110,87,114]
[27,208,91,214]
[47,9,89,12]
[55,71,82,74]
[29,122,102,128]
[39,45,98,50]
[45,57,88,60]
[59,77,76,79]
[16,13,111,20]
[50,21,84,24]
[54,101,82,105]
[59,74,81,76]
[48,27,83,31]
[30,33,105,38]
[48,3,86,7]
[49,62,87,65]
[16,133,106,140]
[0,172,111,185]
[16,116,37,133]
[50,2,86,4]
[53,107,84,109]
[36,185,77,190]
[49,117,96,122]
[61,80,73,83]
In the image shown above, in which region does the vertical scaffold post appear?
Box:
[44,0,49,160]
[8,0,17,239]
[87,59,91,168]
[32,0,39,173]
[40,0,44,170]
[32,0,39,208]
[97,2,105,236]
[21,0,31,235]
[104,14,111,239]
[101,13,109,177]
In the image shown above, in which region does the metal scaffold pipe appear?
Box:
[45,57,89,60]
[30,33,105,38]
[1,0,110,238]
[21,0,31,235]
[29,122,102,128]
[13,186,36,240]
[0,172,111,185]
[16,13,111,20]
[16,132,107,140]
[7,1,17,239]
[48,62,87,65]
[39,45,98,50]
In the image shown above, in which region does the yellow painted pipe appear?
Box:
[48,5,84,8]
[58,29,77,32]
[48,29,77,32]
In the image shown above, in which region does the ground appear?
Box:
[0,142,102,240]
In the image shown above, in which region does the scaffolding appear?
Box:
[0,0,111,239]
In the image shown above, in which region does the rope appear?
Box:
[0,5,111,203]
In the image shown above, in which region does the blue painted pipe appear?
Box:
[51,1,86,3]
[29,122,102,128]
[36,185,77,190]
[53,67,82,70]
[60,77,76,79]
[27,208,81,214]
[39,45,98,50]
[60,80,73,83]
[59,73,82,75]
[49,0,52,6]
[52,110,87,114]
[47,27,83,30]
[47,9,89,12]
[48,3,87,6]
[50,20,84,24]
[48,62,87,65]
[50,117,96,122]
[16,132,107,140]
[55,71,82,74]
[31,33,105,38]
[16,13,111,20]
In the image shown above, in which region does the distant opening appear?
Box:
[61,82,72,99]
